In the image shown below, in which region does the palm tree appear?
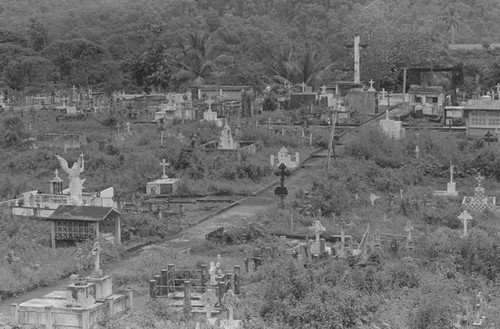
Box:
[271,46,298,87]
[442,4,461,44]
[296,50,335,88]
[174,31,219,86]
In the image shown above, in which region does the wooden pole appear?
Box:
[403,68,407,112]
[327,110,338,170]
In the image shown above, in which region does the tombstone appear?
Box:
[218,120,235,150]
[220,290,242,329]
[414,146,420,158]
[216,254,223,275]
[309,220,326,255]
[271,147,299,168]
[367,79,376,92]
[209,261,217,285]
[404,220,414,250]
[379,110,406,139]
[201,289,218,320]
[369,192,379,206]
[458,210,472,237]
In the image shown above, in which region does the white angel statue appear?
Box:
[55,153,85,204]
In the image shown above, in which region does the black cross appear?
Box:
[274,163,290,187]
[8,161,14,175]
[485,131,494,147]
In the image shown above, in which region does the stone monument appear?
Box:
[270,147,299,168]
[462,173,496,212]
[55,153,85,205]
[379,110,406,139]
[218,119,236,150]
[220,290,242,329]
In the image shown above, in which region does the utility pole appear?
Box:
[402,68,407,112]
[354,35,360,84]
[327,104,339,170]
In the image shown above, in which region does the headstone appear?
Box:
[272,147,299,168]
[218,120,235,150]
[309,220,326,255]
[201,289,217,319]
[220,290,242,329]
[368,79,375,91]
[209,261,216,285]
[379,110,406,139]
[458,210,472,237]
[369,192,379,206]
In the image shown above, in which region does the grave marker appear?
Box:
[458,210,472,237]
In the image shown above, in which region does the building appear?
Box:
[46,205,122,248]
[191,85,253,101]
[463,99,500,138]
[408,85,444,116]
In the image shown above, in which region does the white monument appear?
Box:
[270,147,299,168]
[433,162,458,197]
[218,120,236,150]
[379,110,406,139]
[55,153,85,205]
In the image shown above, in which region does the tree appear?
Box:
[442,5,461,45]
[28,18,49,51]
[5,56,55,90]
[132,44,173,92]
[0,116,29,148]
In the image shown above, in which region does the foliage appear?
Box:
[0,115,30,148]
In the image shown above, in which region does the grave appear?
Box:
[202,97,224,127]
[308,220,329,256]
[433,162,459,197]
[459,210,473,237]
[379,110,406,139]
[218,120,236,150]
[270,147,300,169]
[462,173,496,212]
[149,261,241,316]
[11,246,132,329]
[146,159,180,196]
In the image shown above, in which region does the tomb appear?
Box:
[145,159,180,196]
[462,173,496,212]
[462,99,500,138]
[433,162,459,197]
[149,262,241,315]
[379,110,406,139]
[270,147,300,169]
[46,205,122,248]
[408,85,444,117]
[11,247,132,329]
[202,97,224,127]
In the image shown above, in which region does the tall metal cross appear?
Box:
[160,159,169,178]
[485,131,494,147]
[275,163,290,187]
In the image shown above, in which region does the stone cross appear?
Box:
[209,261,216,285]
[216,254,223,275]
[369,192,379,206]
[310,220,326,243]
[368,79,375,91]
[222,290,237,320]
[458,210,472,237]
[475,173,485,187]
[301,82,307,93]
[320,85,327,94]
[207,97,213,111]
[91,241,102,272]
[404,220,414,242]
[201,289,217,319]
[415,146,420,158]
[160,159,169,178]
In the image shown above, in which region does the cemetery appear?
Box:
[4,1,500,328]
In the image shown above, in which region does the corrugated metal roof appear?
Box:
[465,100,500,110]
[408,85,443,95]
[48,205,120,222]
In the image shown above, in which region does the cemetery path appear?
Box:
[0,132,359,324]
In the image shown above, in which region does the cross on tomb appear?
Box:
[458,210,473,237]
[496,83,500,95]
[160,159,170,178]
[301,82,307,93]
[320,85,327,94]
[201,289,217,319]
[475,173,485,187]
[208,261,216,285]
[275,163,290,187]
[222,290,238,320]
[368,79,375,91]
[206,97,213,111]
[309,220,326,243]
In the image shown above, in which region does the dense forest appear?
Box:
[1,0,500,94]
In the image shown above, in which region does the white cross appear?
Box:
[301,82,307,93]
[458,210,473,237]
[206,97,213,111]
[475,173,485,187]
[160,159,169,178]
[368,79,375,91]
[320,85,327,94]
[496,83,500,95]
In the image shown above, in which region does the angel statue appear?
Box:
[55,153,85,205]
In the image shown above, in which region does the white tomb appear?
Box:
[218,120,236,150]
[379,110,406,139]
[433,162,458,197]
[270,147,300,169]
